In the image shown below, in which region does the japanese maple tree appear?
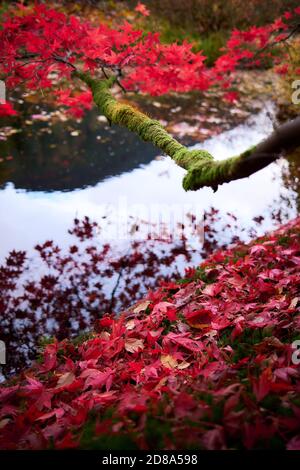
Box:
[0,2,300,191]
[1,2,300,451]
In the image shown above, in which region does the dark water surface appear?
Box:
[0,99,298,259]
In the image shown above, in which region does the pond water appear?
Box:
[0,99,297,261]
[0,97,298,380]
[0,99,297,262]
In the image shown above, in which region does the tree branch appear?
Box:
[74,70,300,191]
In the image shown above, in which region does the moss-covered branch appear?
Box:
[75,71,300,191]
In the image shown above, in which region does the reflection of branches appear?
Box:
[108,254,129,313]
[282,148,300,211]
[69,278,95,315]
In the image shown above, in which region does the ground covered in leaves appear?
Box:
[1,217,300,450]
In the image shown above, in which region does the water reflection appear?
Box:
[0,104,297,259]
[0,107,158,191]
[0,85,261,192]
[283,148,300,212]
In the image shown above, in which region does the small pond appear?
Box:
[0,100,297,260]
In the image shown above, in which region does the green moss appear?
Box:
[199,32,228,67]
[144,415,173,449]
[80,420,138,450]
[182,156,240,191]
[71,331,94,345]
[240,145,257,159]
[278,235,290,246]
[75,70,259,191]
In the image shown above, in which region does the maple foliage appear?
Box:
[0,3,299,115]
[0,102,18,117]
[0,209,245,377]
[0,216,193,375]
[1,217,300,450]
[1,1,300,451]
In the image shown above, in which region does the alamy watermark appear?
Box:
[291,340,300,365]
[0,80,5,104]
[93,196,205,248]
[0,341,6,365]
[291,80,300,105]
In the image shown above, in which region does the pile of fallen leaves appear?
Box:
[1,217,300,450]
